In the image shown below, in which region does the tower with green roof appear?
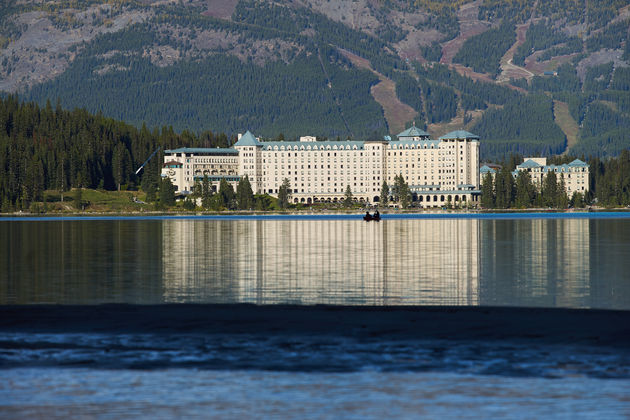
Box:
[396,122,430,141]
[234,131,264,193]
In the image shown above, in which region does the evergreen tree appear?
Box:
[277,178,290,209]
[73,188,83,210]
[182,197,196,210]
[236,175,254,210]
[209,194,223,211]
[112,142,132,191]
[481,173,495,208]
[506,154,524,171]
[141,168,158,202]
[495,167,514,208]
[219,178,236,209]
[200,176,212,208]
[1,197,12,213]
[542,171,558,207]
[556,177,569,208]
[344,185,353,207]
[514,171,535,208]
[25,156,44,205]
[159,177,176,207]
[254,194,273,211]
[394,174,412,208]
[570,191,585,208]
[379,180,389,205]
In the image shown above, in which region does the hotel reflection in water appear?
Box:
[161,219,480,305]
[161,218,591,307]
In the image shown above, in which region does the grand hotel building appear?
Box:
[161,126,481,207]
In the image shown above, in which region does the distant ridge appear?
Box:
[0,0,628,158]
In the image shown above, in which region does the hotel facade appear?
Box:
[480,157,590,196]
[161,127,481,207]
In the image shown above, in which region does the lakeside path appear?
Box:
[2,211,630,222]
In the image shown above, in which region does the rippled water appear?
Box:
[2,368,629,419]
[2,331,628,378]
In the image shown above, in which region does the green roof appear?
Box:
[390,140,440,148]
[165,147,238,155]
[569,159,588,167]
[439,130,479,140]
[518,159,543,169]
[261,140,365,151]
[397,125,430,138]
[234,130,262,147]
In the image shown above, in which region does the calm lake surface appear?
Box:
[2,215,630,309]
[2,215,630,418]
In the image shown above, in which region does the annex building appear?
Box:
[480,157,590,196]
[161,126,481,207]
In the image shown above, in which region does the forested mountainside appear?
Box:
[1,0,630,159]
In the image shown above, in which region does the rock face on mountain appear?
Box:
[1,0,629,158]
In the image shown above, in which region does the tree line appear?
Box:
[481,168,576,209]
[0,95,232,211]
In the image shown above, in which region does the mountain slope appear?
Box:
[1,0,630,158]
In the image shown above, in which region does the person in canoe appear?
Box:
[364,211,373,221]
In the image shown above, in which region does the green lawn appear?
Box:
[41,189,153,212]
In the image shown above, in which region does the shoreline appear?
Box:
[2,209,630,221]
[1,304,629,347]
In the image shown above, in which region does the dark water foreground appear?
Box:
[1,304,629,377]
[2,305,630,418]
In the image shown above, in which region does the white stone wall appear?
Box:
[259,142,384,202]
[384,139,479,191]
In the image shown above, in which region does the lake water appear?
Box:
[2,215,630,309]
[1,214,630,418]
